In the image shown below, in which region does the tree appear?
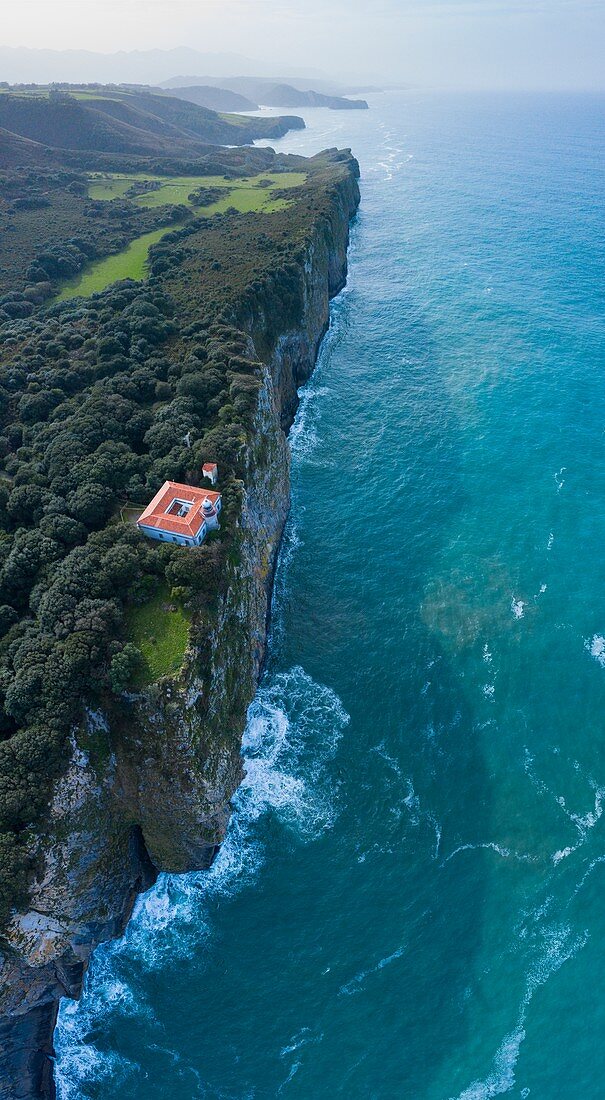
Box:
[110,644,144,693]
[67,483,114,528]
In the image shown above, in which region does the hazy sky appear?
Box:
[3,0,605,91]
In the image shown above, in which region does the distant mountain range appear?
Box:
[165,78,368,112]
[0,46,328,86]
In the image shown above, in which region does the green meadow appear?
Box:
[125,585,191,688]
[54,171,307,301]
[87,171,307,212]
[55,226,172,302]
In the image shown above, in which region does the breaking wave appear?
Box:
[55,667,349,1098]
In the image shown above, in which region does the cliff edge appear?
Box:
[0,151,360,1100]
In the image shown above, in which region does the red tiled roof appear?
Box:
[137,481,221,538]
[202,463,217,473]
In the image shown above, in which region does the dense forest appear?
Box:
[0,111,356,926]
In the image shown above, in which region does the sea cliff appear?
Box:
[0,152,360,1100]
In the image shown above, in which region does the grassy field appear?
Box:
[126,584,191,688]
[55,226,172,301]
[87,171,307,213]
[54,170,307,301]
[88,177,135,200]
[69,91,124,101]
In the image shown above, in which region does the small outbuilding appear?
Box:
[202,462,218,486]
[137,480,221,547]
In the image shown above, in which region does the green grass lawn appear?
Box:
[54,226,172,302]
[126,584,191,688]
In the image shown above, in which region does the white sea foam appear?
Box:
[524,749,605,866]
[455,1027,525,1100]
[443,842,534,865]
[277,1061,301,1092]
[547,531,554,550]
[371,741,404,779]
[339,945,406,996]
[403,778,422,824]
[453,922,587,1100]
[280,1026,323,1059]
[567,785,605,844]
[287,286,350,467]
[511,598,525,620]
[552,782,605,853]
[430,813,442,860]
[372,128,405,181]
[554,467,566,492]
[55,666,349,1098]
[572,853,605,899]
[288,383,330,462]
[371,744,441,846]
[586,634,605,667]
[552,846,575,864]
[54,1033,136,1100]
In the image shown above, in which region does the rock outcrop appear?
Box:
[0,152,360,1100]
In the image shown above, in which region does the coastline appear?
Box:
[0,153,360,1100]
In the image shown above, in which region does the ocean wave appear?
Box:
[54,1033,137,1100]
[55,666,349,1098]
[339,944,405,997]
[453,922,587,1099]
[288,383,330,463]
[524,750,605,865]
[442,842,535,866]
[288,288,351,466]
[455,1027,525,1100]
[370,744,441,851]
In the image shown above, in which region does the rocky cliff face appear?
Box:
[0,156,359,1100]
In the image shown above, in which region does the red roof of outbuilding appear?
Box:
[202,463,218,473]
[137,481,220,538]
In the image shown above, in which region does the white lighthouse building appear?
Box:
[137,480,221,547]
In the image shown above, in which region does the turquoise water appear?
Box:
[55,92,605,1098]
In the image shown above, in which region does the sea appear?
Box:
[54,90,605,1098]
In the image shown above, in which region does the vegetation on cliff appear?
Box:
[0,120,359,926]
[55,170,307,300]
[0,85,305,162]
